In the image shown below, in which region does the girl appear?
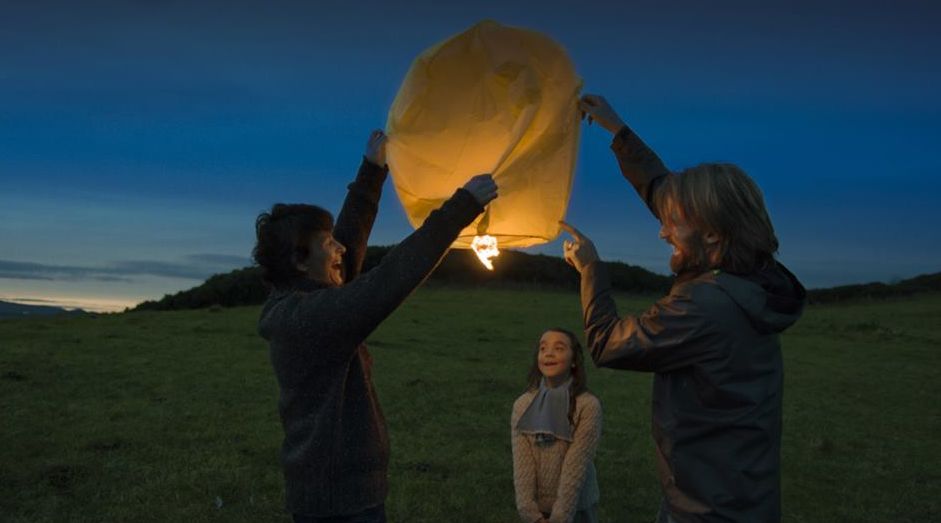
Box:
[512,328,602,523]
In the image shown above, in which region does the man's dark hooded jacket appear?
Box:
[258,160,483,516]
[579,127,806,522]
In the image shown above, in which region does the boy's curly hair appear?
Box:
[252,203,333,286]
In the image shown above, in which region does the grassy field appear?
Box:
[1,288,939,522]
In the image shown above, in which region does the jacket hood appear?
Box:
[715,261,806,334]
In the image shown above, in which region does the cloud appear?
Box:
[0,260,130,282]
[7,297,63,304]
[184,254,251,266]
[0,254,250,283]
[0,271,55,281]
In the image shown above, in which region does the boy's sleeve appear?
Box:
[291,189,483,356]
[333,158,388,281]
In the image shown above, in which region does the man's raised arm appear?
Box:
[579,94,670,219]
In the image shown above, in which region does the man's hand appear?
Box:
[578,94,626,135]
[365,129,387,167]
[462,174,499,206]
[560,221,600,273]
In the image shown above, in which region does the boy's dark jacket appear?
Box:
[259,160,482,516]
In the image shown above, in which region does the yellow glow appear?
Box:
[471,235,500,270]
[386,20,582,250]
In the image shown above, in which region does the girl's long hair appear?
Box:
[525,328,588,427]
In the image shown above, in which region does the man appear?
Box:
[562,95,806,523]
[254,129,497,522]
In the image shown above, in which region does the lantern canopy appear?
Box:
[386,20,582,250]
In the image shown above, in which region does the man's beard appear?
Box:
[670,232,710,275]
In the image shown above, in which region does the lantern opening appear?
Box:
[471,235,500,270]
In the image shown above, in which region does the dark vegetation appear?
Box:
[805,271,941,304]
[132,245,940,312]
[132,246,672,311]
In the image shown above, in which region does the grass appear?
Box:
[1,288,939,522]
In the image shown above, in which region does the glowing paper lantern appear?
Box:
[386,20,582,269]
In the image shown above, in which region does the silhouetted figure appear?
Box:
[254,130,497,523]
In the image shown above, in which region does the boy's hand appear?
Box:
[365,129,387,167]
[462,174,499,206]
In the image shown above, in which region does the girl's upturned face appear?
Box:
[537,330,574,384]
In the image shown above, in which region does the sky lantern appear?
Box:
[386,20,582,270]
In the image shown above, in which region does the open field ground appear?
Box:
[2,288,939,522]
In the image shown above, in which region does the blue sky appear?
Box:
[1,0,939,311]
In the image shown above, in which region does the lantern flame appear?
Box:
[471,235,500,270]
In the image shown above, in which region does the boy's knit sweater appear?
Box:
[259,160,483,516]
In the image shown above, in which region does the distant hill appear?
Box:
[130,246,941,312]
[132,266,270,312]
[0,300,86,319]
[132,246,673,311]
[806,271,941,304]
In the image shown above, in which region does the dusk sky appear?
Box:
[2,0,939,312]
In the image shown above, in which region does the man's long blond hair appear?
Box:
[655,163,779,274]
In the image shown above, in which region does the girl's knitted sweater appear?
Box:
[512,390,602,523]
